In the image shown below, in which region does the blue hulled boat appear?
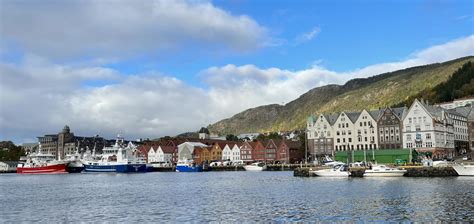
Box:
[176,159,203,172]
[83,135,147,173]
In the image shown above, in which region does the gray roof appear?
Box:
[392,107,408,120]
[368,109,382,120]
[345,112,361,123]
[324,113,339,125]
[449,107,472,117]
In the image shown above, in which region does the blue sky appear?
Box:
[0,0,473,143]
[105,0,474,85]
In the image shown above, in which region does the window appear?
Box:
[407,134,411,141]
[409,118,412,123]
[426,133,431,140]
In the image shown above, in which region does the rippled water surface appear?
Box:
[0,172,473,222]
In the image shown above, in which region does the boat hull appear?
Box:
[452,164,474,176]
[312,171,350,177]
[17,164,68,174]
[176,165,203,172]
[66,162,84,173]
[83,164,147,173]
[243,165,266,171]
[363,171,406,177]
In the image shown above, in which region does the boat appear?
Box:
[82,135,147,173]
[243,162,267,171]
[65,152,84,173]
[311,164,350,177]
[17,152,68,174]
[363,165,406,177]
[322,155,345,166]
[175,159,203,172]
[452,163,474,176]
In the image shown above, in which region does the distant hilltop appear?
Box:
[208,56,474,135]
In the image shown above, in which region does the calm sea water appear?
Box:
[0,171,473,222]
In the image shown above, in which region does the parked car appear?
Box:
[232,160,244,165]
[210,161,222,167]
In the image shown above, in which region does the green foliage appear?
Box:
[0,141,24,161]
[397,61,474,107]
[225,134,239,141]
[209,57,474,135]
[256,132,282,141]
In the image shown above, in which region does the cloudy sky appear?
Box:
[1,0,473,143]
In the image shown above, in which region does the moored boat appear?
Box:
[175,159,203,172]
[363,165,406,177]
[83,135,146,173]
[452,163,474,176]
[311,164,350,177]
[243,162,267,171]
[17,153,68,174]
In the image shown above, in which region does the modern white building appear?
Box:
[177,142,209,161]
[402,99,455,159]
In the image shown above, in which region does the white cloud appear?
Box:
[295,27,321,45]
[0,0,267,59]
[1,35,473,142]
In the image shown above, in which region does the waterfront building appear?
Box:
[263,140,278,162]
[210,143,224,161]
[276,140,289,163]
[307,114,337,160]
[240,142,254,162]
[353,109,379,152]
[333,111,359,152]
[448,106,471,155]
[231,143,241,161]
[222,144,232,161]
[37,126,108,160]
[177,142,209,161]
[251,141,266,161]
[402,99,455,159]
[377,107,407,150]
[436,97,474,109]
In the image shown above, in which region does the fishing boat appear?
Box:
[363,165,406,177]
[17,152,68,174]
[65,152,84,173]
[311,164,350,177]
[175,159,203,172]
[243,162,267,171]
[83,135,146,173]
[452,163,474,176]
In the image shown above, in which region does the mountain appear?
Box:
[208,56,474,135]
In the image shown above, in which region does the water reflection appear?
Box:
[0,172,472,222]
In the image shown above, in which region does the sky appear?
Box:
[0,0,473,143]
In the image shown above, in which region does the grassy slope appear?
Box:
[209,56,474,135]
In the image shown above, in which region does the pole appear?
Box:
[305,130,308,164]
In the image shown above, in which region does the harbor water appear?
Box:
[0,172,473,222]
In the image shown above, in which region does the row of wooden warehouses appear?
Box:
[137,138,304,165]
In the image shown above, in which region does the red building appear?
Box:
[251,141,266,161]
[240,142,254,162]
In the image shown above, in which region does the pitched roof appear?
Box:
[323,113,339,125]
[345,112,361,123]
[368,109,382,120]
[159,146,176,154]
[392,107,407,120]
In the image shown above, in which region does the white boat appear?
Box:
[452,163,474,176]
[363,165,406,177]
[311,164,350,177]
[243,162,267,171]
[322,155,345,166]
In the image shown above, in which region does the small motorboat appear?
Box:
[363,165,406,177]
[243,162,267,171]
[175,159,203,172]
[311,164,350,177]
[452,163,474,176]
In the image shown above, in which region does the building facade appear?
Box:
[307,114,336,160]
[377,107,406,150]
[402,99,455,158]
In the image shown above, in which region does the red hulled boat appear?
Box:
[17,153,68,174]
